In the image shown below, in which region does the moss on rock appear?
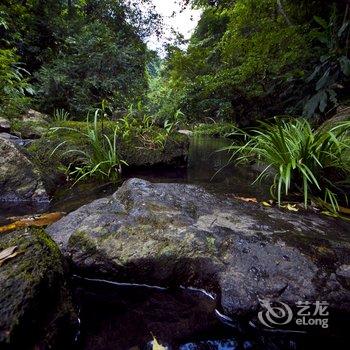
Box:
[27,120,189,175]
[0,228,77,349]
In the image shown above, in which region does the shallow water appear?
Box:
[0,136,268,224]
[124,136,270,198]
[72,278,347,350]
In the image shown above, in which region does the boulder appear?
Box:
[20,109,49,123]
[0,228,76,349]
[319,106,350,132]
[0,133,32,147]
[47,178,350,318]
[12,110,50,139]
[118,133,189,168]
[0,137,49,202]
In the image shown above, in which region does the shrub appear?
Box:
[0,49,33,118]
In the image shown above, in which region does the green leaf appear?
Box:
[306,65,321,83]
[338,21,349,38]
[303,91,327,117]
[339,56,350,77]
[319,91,328,113]
[316,68,331,91]
[314,16,328,29]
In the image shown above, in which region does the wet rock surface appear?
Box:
[0,228,76,349]
[47,178,350,317]
[0,136,49,202]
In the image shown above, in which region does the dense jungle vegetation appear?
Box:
[1,0,350,214]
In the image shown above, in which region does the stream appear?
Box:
[0,136,346,349]
[71,276,348,350]
[0,136,269,224]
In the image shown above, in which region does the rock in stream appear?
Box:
[0,136,49,202]
[0,228,76,349]
[47,178,350,318]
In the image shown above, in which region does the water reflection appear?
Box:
[73,278,346,350]
[125,136,270,199]
[179,339,239,350]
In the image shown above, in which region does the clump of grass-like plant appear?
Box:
[53,108,70,122]
[51,109,127,184]
[225,118,350,213]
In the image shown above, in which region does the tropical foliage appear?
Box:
[0,0,160,118]
[51,109,127,184]
[0,49,33,117]
[225,119,350,212]
[0,0,349,215]
[151,0,349,124]
[50,103,179,184]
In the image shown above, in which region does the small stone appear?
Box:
[0,117,10,132]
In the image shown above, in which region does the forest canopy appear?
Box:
[0,0,349,214]
[0,0,161,117]
[0,0,349,124]
[149,0,350,124]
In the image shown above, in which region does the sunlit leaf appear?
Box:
[231,195,258,203]
[0,212,64,234]
[152,336,167,350]
[281,204,299,212]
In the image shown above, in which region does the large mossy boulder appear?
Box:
[0,137,49,202]
[0,228,76,349]
[47,179,350,318]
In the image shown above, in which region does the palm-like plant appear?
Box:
[225,118,350,212]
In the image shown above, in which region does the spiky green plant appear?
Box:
[51,109,127,185]
[53,108,70,122]
[225,118,350,212]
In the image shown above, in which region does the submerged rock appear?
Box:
[0,228,76,349]
[47,179,350,317]
[0,137,49,202]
